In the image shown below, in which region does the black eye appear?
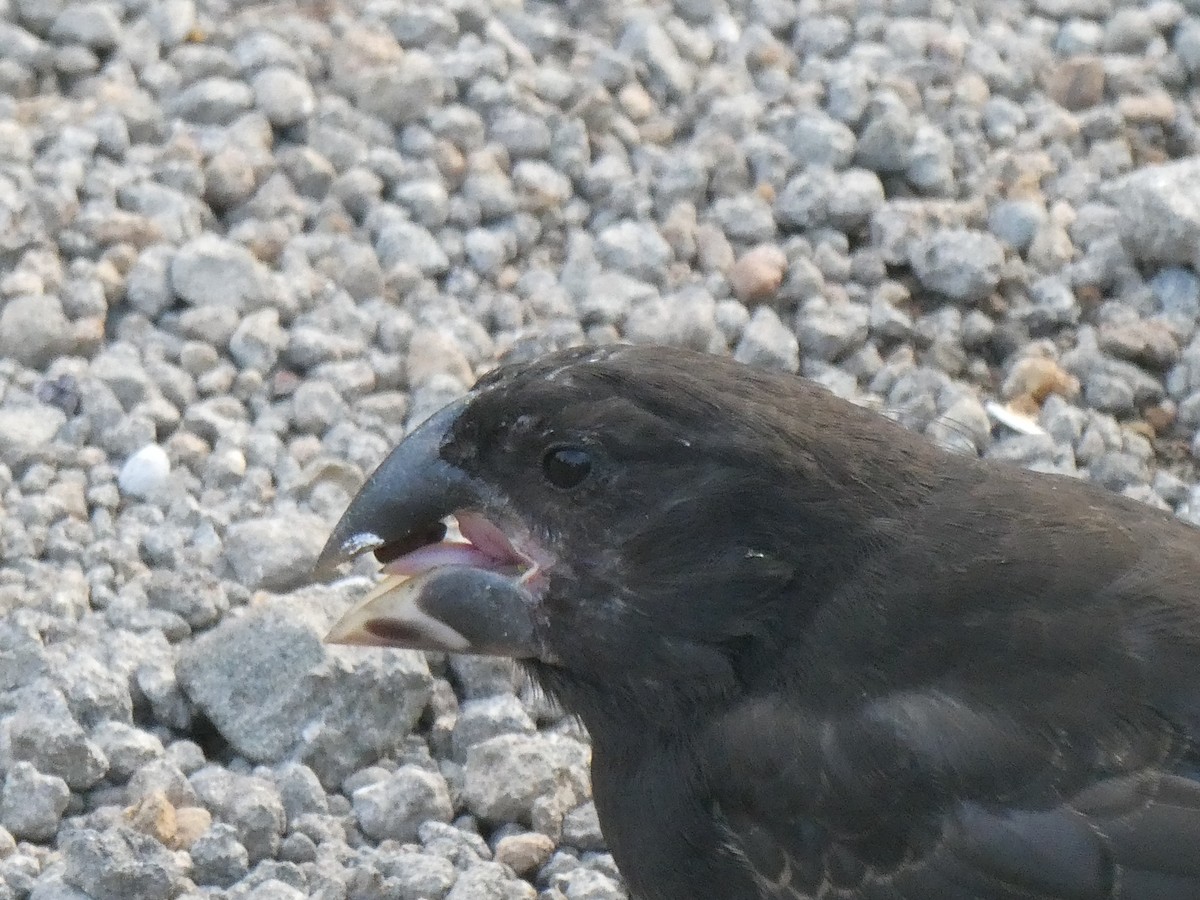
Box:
[542,446,592,489]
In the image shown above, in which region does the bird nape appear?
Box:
[315,343,1200,900]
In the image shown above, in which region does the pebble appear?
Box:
[1107,158,1200,265]
[1045,56,1106,110]
[170,236,276,311]
[177,588,431,785]
[495,831,556,876]
[729,244,787,304]
[352,765,454,842]
[0,295,73,369]
[0,763,70,842]
[251,66,316,128]
[117,444,171,499]
[463,734,590,826]
[733,306,800,372]
[910,228,1005,304]
[596,220,673,283]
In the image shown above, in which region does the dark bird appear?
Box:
[316,344,1200,900]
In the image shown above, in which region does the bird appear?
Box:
[316,343,1200,900]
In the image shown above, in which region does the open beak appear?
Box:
[315,396,545,660]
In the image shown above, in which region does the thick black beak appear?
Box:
[314,397,479,576]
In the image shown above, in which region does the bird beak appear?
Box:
[315,396,477,575]
[324,566,540,657]
[315,396,545,660]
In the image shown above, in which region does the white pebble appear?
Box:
[118,444,171,499]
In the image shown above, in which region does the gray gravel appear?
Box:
[3,0,1200,897]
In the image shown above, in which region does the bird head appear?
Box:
[317,345,925,724]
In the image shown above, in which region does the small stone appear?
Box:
[1045,56,1105,110]
[189,768,286,863]
[910,228,1004,303]
[61,826,184,900]
[7,711,108,790]
[353,50,444,127]
[190,822,249,887]
[513,160,572,212]
[1106,158,1200,265]
[596,221,672,283]
[1098,320,1179,369]
[558,867,626,900]
[222,513,328,592]
[373,848,455,895]
[147,0,195,47]
[1084,371,1138,416]
[353,765,453,842]
[733,306,800,372]
[795,299,870,362]
[1022,276,1081,332]
[729,245,787,304]
[406,328,475,386]
[710,194,777,244]
[489,109,553,160]
[168,77,254,125]
[463,734,590,826]
[1002,356,1081,406]
[252,66,316,128]
[125,245,175,318]
[0,762,69,842]
[0,406,66,472]
[828,169,885,231]
[445,861,537,900]
[273,763,329,822]
[1177,18,1200,75]
[164,741,205,776]
[464,227,513,275]
[229,309,288,372]
[117,444,170,499]
[774,170,830,230]
[171,235,275,310]
[494,832,555,877]
[277,831,317,863]
[375,220,449,276]
[1103,7,1157,53]
[49,3,121,50]
[451,695,536,760]
[123,789,180,847]
[1118,91,1176,126]
[561,802,606,851]
[1151,268,1200,325]
[0,295,73,369]
[788,110,856,169]
[988,200,1047,252]
[128,760,198,809]
[617,13,693,97]
[855,106,917,174]
[91,721,164,781]
[173,805,212,849]
[617,82,654,120]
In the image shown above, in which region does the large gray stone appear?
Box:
[177,585,432,786]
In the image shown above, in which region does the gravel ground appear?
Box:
[3,0,1200,897]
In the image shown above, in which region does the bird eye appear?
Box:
[541,446,592,489]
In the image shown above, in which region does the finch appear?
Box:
[318,344,1200,900]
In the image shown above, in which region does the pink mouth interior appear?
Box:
[381,512,530,578]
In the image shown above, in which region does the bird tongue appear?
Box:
[381,512,524,577]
